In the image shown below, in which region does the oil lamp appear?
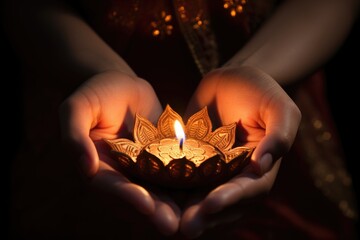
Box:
[105,105,254,188]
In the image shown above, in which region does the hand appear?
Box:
[181,66,301,237]
[59,71,180,235]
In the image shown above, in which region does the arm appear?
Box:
[227,0,360,85]
[4,0,136,81]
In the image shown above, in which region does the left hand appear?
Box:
[180,66,301,237]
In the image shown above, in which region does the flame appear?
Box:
[174,120,185,150]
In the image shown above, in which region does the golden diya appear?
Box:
[105,105,254,189]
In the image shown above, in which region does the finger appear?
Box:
[59,93,99,177]
[181,203,244,239]
[150,198,180,236]
[180,204,204,238]
[91,161,156,215]
[252,97,301,174]
[200,160,281,214]
[143,188,181,236]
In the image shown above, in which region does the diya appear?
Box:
[105,105,254,189]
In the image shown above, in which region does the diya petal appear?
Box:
[104,105,254,188]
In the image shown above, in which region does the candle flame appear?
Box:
[174,120,185,151]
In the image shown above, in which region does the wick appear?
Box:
[179,138,184,152]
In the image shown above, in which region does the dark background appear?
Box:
[1,8,359,239]
[326,19,360,233]
[326,18,360,206]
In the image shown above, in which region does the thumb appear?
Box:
[252,102,301,175]
[59,94,99,177]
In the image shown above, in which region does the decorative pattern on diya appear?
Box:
[105,105,254,188]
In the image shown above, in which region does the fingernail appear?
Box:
[259,153,273,175]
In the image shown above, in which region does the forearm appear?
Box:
[4,0,135,81]
[226,0,359,85]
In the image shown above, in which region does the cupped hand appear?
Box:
[181,66,301,237]
[59,71,179,235]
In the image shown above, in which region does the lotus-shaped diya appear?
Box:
[105,105,254,188]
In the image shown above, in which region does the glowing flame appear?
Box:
[174,120,185,151]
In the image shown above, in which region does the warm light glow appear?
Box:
[164,15,172,22]
[236,5,243,13]
[105,105,255,188]
[174,120,185,150]
[152,29,160,36]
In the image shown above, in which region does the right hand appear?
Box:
[59,71,180,236]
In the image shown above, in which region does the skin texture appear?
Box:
[181,66,299,237]
[4,0,359,237]
[58,71,181,235]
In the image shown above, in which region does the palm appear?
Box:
[60,71,180,235]
[187,66,299,158]
[180,66,301,237]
